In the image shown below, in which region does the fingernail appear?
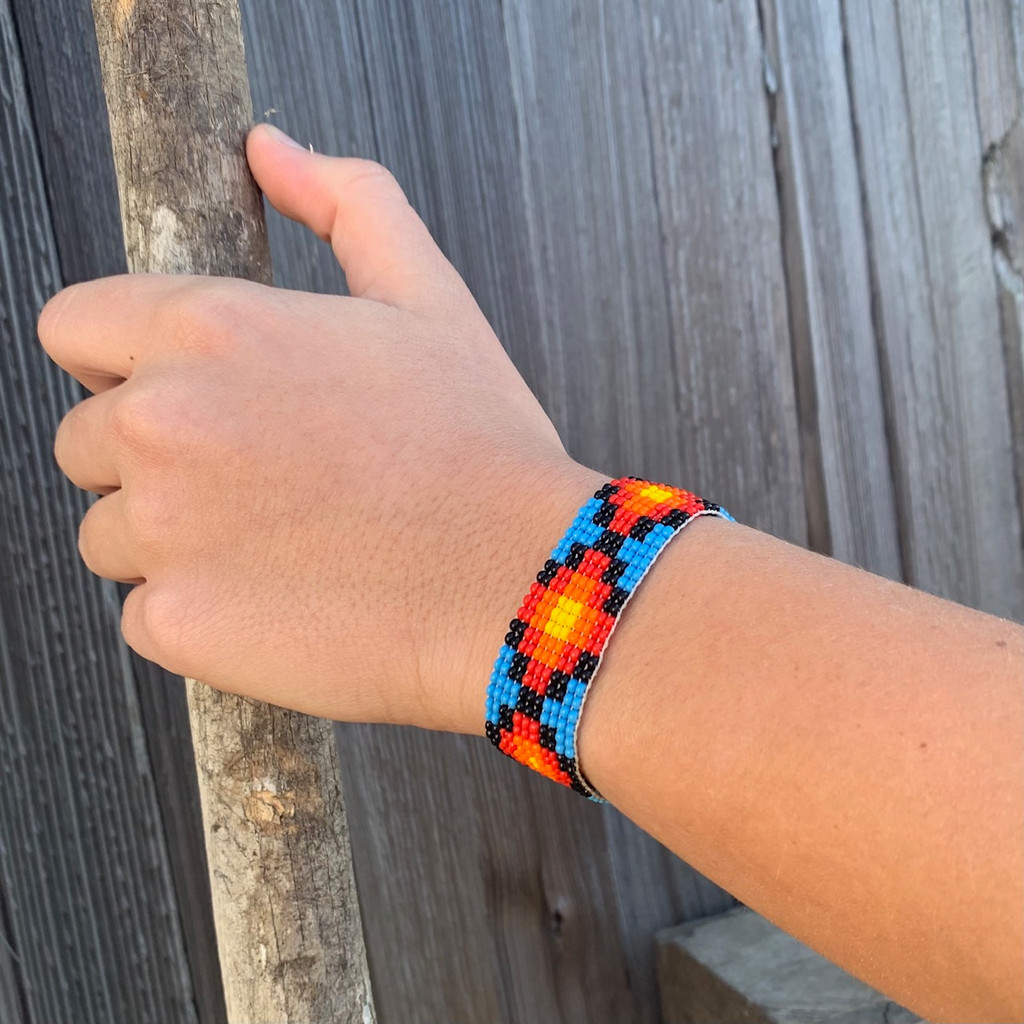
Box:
[262,123,305,150]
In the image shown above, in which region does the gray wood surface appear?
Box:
[0,1,201,1021]
[760,0,903,573]
[657,907,921,1024]
[973,0,1024,568]
[2,0,1022,1021]
[7,0,228,1019]
[7,0,125,284]
[0,889,25,1024]
[843,0,1024,620]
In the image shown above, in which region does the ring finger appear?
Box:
[78,490,145,583]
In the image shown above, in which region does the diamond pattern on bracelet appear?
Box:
[485,476,734,802]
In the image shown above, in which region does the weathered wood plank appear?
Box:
[0,887,25,1024]
[972,0,1024,581]
[0,679,26,1024]
[0,0,201,1019]
[967,0,1021,151]
[656,907,921,1024]
[8,0,124,284]
[759,0,902,576]
[9,1,227,1018]
[637,0,805,542]
[842,0,1024,620]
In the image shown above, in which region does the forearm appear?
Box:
[575,505,1023,1022]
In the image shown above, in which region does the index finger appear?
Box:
[36,274,256,390]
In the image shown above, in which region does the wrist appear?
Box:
[419,456,608,738]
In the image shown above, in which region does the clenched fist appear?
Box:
[38,123,605,736]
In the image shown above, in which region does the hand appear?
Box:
[38,123,605,735]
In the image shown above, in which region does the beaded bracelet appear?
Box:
[485,476,734,802]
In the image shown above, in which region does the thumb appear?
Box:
[246,123,461,308]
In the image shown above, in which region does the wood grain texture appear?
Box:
[11,3,228,1019]
[0,888,25,1024]
[842,0,1024,620]
[758,0,902,575]
[1,2,202,1020]
[973,0,1024,574]
[89,0,375,1020]
[637,0,805,542]
[7,0,125,284]
[967,0,1021,150]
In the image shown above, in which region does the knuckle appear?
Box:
[122,485,176,545]
[345,160,409,210]
[109,379,193,458]
[348,157,400,189]
[110,385,165,452]
[157,280,256,357]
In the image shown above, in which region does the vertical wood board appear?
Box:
[0,1,202,1019]
[759,0,902,576]
[637,0,805,541]
[842,0,1024,620]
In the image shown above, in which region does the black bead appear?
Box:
[661,507,691,530]
[593,529,625,557]
[628,516,656,541]
[539,724,557,750]
[485,721,502,744]
[573,650,600,682]
[565,542,588,570]
[509,652,530,682]
[516,686,544,719]
[546,670,570,702]
[594,483,619,501]
[504,618,528,647]
[603,587,629,616]
[557,752,575,775]
[536,559,560,585]
[498,705,514,731]
[592,502,616,527]
[601,558,627,585]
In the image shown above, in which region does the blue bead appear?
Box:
[649,523,673,546]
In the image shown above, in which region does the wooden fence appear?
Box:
[1,1,1022,1021]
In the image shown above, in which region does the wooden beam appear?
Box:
[657,907,922,1024]
[88,1,375,1020]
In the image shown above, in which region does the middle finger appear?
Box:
[54,386,124,495]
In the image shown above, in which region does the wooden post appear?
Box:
[88,2,376,1021]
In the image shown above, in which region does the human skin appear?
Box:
[38,123,1022,1021]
